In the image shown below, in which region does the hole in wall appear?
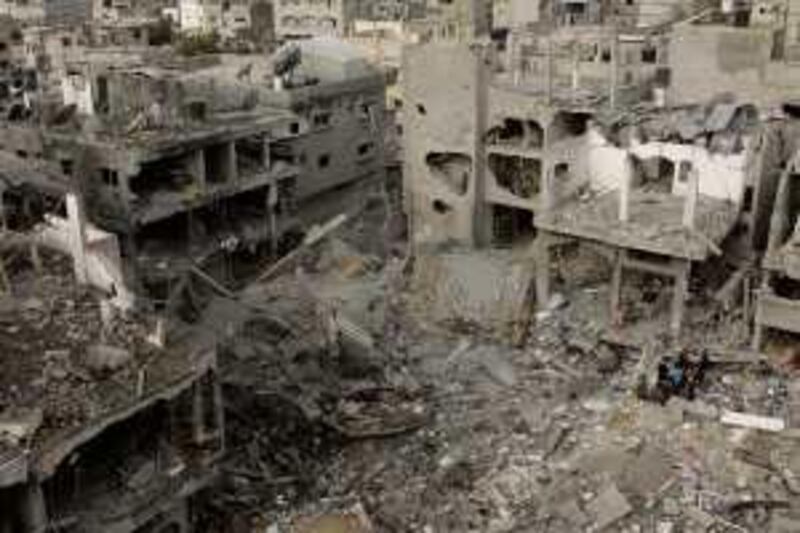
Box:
[426,152,471,195]
[432,199,451,213]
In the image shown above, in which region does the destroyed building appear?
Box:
[0,39,386,310]
[10,0,800,530]
[755,126,800,350]
[403,6,800,340]
[403,24,669,248]
[0,202,223,532]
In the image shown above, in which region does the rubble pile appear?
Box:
[0,249,163,447]
[194,222,800,533]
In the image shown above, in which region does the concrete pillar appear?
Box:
[610,250,624,327]
[0,258,10,294]
[509,31,521,86]
[192,380,206,445]
[609,33,618,109]
[752,273,771,351]
[262,134,271,169]
[545,34,553,105]
[682,166,699,229]
[212,374,225,455]
[535,232,551,310]
[571,47,580,96]
[22,478,47,533]
[0,196,6,230]
[29,243,41,273]
[226,141,238,182]
[472,43,490,247]
[541,119,555,212]
[670,259,690,337]
[619,156,631,222]
[190,149,206,189]
[267,184,278,258]
[65,193,89,285]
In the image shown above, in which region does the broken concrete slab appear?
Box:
[586,483,632,531]
[721,410,786,433]
[86,344,133,374]
[480,350,517,387]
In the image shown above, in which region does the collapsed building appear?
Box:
[0,194,223,532]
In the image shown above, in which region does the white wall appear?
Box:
[37,214,135,310]
[62,74,94,115]
[629,141,747,202]
[584,128,630,191]
[582,126,747,204]
[179,0,207,31]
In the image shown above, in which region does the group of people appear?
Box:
[638,350,712,404]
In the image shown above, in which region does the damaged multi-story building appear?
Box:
[403,0,800,339]
[0,37,387,311]
[0,153,224,532]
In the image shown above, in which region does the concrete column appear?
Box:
[190,149,206,189]
[0,196,6,230]
[571,47,580,97]
[0,258,10,294]
[619,156,631,222]
[609,33,618,109]
[22,478,47,533]
[610,250,624,327]
[65,193,89,285]
[267,184,278,258]
[262,134,271,169]
[535,232,551,311]
[226,141,238,182]
[29,243,42,273]
[670,259,690,337]
[752,273,771,352]
[192,380,206,445]
[471,43,490,247]
[509,31,521,86]
[540,119,555,212]
[682,166,699,229]
[545,34,553,105]
[212,374,225,455]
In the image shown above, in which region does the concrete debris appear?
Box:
[85,343,133,374]
[6,4,800,533]
[586,483,633,531]
[721,411,787,433]
[0,407,42,445]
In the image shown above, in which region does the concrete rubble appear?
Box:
[5,0,800,531]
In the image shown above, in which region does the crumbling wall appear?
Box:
[630,140,748,202]
[403,43,479,246]
[36,212,135,309]
[584,125,748,203]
